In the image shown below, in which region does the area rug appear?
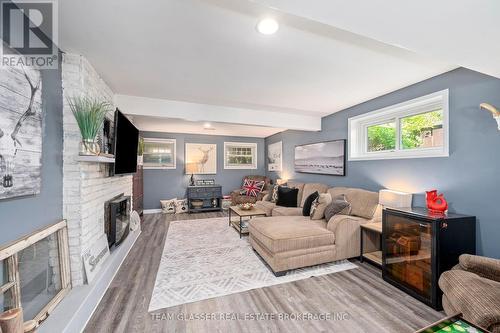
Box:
[149,217,357,311]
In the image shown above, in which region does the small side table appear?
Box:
[229,206,266,238]
[360,222,382,267]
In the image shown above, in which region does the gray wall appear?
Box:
[141,131,266,209]
[266,68,500,258]
[0,58,63,246]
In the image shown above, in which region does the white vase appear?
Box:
[137,155,143,166]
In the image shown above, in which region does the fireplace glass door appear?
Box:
[383,213,433,301]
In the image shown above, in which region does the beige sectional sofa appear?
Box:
[250,182,381,276]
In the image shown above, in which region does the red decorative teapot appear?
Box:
[426,190,448,213]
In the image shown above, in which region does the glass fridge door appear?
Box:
[384,213,433,300]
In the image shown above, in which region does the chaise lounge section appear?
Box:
[250,182,381,276]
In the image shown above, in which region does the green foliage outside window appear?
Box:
[401,110,443,149]
[367,122,396,152]
[367,110,443,152]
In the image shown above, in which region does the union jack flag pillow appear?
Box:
[240,178,265,197]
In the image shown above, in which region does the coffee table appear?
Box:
[228,206,266,238]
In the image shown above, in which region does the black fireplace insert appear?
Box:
[104,194,131,248]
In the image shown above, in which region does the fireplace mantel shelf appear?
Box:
[76,155,115,163]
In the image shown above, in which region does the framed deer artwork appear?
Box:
[0,65,43,200]
[185,143,217,175]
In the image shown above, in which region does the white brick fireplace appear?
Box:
[62,54,133,286]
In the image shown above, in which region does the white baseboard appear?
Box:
[143,209,162,214]
[38,228,141,333]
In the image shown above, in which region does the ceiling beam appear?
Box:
[115,95,322,132]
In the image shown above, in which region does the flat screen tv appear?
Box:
[113,109,139,175]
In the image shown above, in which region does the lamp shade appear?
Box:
[185,163,198,175]
[379,189,412,208]
[276,178,287,185]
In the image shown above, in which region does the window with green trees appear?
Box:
[366,110,443,152]
[401,110,443,149]
[349,90,449,160]
[367,121,396,152]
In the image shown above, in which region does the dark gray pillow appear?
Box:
[324,194,351,221]
[276,187,298,207]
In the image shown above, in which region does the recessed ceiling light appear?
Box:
[256,18,279,35]
[203,122,215,130]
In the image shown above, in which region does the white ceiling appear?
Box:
[251,0,500,78]
[59,0,466,134]
[131,116,283,138]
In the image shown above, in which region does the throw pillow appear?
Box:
[269,183,285,203]
[160,198,177,214]
[174,199,188,214]
[276,186,299,207]
[310,193,333,220]
[324,194,352,221]
[240,179,265,197]
[302,191,319,216]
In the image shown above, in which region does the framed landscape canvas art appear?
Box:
[0,66,43,200]
[267,141,282,172]
[294,140,346,176]
[185,143,217,174]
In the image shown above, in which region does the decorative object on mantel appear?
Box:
[0,308,23,333]
[480,103,500,130]
[425,189,448,213]
[137,137,144,166]
[68,95,112,156]
[0,65,42,200]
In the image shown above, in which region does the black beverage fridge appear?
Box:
[382,207,475,310]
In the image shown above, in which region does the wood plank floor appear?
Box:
[84,212,444,333]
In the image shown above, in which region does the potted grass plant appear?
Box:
[137,137,144,166]
[68,96,112,156]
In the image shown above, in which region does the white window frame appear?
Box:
[142,138,177,169]
[348,89,449,161]
[223,142,258,169]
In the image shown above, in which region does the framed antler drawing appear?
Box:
[0,65,43,200]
